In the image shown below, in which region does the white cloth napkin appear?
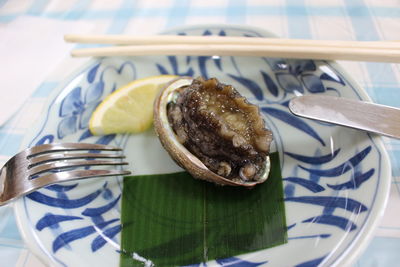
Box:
[0,16,93,126]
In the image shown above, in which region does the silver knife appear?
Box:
[288,95,400,139]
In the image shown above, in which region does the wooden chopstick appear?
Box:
[66,35,400,63]
[65,34,399,49]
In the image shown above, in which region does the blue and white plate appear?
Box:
[14,25,391,267]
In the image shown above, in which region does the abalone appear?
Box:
[154,77,273,187]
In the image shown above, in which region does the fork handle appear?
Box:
[0,166,6,199]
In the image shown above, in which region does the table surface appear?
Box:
[1,0,399,266]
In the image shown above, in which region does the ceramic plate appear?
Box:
[14,25,391,267]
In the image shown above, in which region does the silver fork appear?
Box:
[0,143,131,206]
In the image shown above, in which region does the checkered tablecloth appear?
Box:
[0,0,399,266]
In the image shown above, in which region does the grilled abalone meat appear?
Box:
[154,77,273,187]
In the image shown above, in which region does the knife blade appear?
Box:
[288,95,400,139]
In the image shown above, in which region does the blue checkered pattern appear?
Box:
[0,0,399,266]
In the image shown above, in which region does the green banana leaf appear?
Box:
[120,152,287,266]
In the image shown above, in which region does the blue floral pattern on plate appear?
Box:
[13,25,390,267]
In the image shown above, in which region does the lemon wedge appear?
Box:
[89,75,178,135]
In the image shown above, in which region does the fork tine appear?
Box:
[27,143,122,158]
[31,169,131,189]
[28,160,129,177]
[28,152,125,167]
[31,170,131,192]
[0,169,131,205]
